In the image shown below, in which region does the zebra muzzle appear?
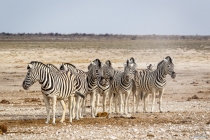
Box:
[171,72,176,79]
[22,81,29,90]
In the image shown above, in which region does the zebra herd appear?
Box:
[22,56,176,124]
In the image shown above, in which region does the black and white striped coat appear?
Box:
[134,56,176,113]
[60,63,88,119]
[22,61,85,124]
[109,60,133,115]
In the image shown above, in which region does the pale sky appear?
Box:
[0,0,209,35]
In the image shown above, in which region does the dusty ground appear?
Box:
[0,45,210,139]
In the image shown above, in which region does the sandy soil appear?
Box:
[0,47,210,139]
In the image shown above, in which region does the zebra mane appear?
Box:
[63,63,76,68]
[47,64,59,69]
[30,61,45,66]
[157,60,164,68]
[28,61,48,69]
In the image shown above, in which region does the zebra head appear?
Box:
[123,60,133,82]
[88,59,104,81]
[22,61,44,90]
[163,56,176,79]
[129,57,135,64]
[103,60,115,81]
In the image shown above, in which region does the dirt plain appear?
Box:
[0,37,210,139]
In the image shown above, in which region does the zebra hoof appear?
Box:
[160,111,163,113]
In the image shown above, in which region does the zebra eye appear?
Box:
[168,65,170,68]
[27,66,30,70]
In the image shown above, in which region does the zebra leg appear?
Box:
[69,95,74,123]
[108,92,113,113]
[133,91,136,113]
[95,93,100,116]
[124,92,130,115]
[75,95,80,120]
[151,91,156,113]
[115,94,119,113]
[90,92,96,118]
[143,93,149,113]
[52,96,57,124]
[43,94,50,124]
[72,97,76,119]
[119,92,123,115]
[103,91,108,112]
[83,94,88,117]
[59,100,66,123]
[135,89,140,113]
[80,97,85,118]
[159,89,164,113]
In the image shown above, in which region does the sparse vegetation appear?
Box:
[0,33,210,51]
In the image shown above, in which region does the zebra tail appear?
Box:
[75,91,85,99]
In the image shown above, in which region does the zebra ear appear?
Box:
[27,64,33,69]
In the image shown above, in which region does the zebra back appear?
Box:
[60,63,86,78]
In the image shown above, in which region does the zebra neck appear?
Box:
[39,69,54,90]
[154,64,167,85]
[121,75,131,87]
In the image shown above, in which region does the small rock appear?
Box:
[109,136,117,139]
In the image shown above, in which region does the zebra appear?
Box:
[95,60,115,114]
[22,61,85,124]
[86,59,104,118]
[109,60,133,115]
[60,63,88,119]
[134,56,176,113]
[45,64,67,117]
[128,57,138,113]
[129,60,155,113]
